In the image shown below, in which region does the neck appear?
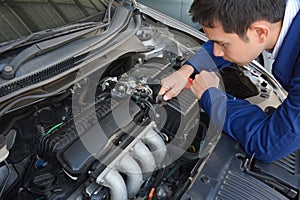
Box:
[266,20,283,51]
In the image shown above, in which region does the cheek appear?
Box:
[225,45,256,64]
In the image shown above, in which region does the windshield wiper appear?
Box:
[0,22,112,80]
[102,0,114,23]
[0,22,100,55]
[0,0,114,56]
[0,0,115,80]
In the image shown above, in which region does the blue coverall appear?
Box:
[186,11,300,163]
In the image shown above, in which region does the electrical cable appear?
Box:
[45,122,64,135]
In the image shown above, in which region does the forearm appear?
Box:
[200,87,300,163]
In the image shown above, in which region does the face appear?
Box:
[203,23,265,66]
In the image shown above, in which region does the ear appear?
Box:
[249,21,269,43]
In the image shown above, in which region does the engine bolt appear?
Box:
[200,176,210,184]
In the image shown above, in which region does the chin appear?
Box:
[233,60,252,66]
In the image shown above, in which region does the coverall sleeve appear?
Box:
[200,83,300,163]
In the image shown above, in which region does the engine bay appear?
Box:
[0,52,209,199]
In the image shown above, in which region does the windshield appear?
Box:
[0,0,112,45]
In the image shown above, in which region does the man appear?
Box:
[158,0,300,163]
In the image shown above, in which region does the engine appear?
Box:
[0,53,210,200]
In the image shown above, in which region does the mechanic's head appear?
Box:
[189,0,286,65]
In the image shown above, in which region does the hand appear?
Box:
[191,71,220,99]
[158,64,194,100]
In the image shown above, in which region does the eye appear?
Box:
[213,42,228,49]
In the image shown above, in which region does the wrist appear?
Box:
[178,64,194,78]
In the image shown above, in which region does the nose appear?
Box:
[213,43,225,57]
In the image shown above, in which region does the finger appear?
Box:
[190,84,195,94]
[163,90,176,101]
[158,85,170,96]
[190,84,200,99]
[193,74,205,86]
[193,74,200,80]
[191,82,200,93]
[194,73,205,80]
[208,71,219,79]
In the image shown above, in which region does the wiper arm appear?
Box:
[1,23,108,80]
[102,0,113,23]
[0,22,99,55]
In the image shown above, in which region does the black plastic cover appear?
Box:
[58,98,141,175]
[182,134,300,200]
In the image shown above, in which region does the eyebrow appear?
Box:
[210,40,226,44]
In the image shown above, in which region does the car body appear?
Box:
[0,1,298,200]
[136,0,199,30]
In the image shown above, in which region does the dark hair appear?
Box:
[189,0,286,40]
